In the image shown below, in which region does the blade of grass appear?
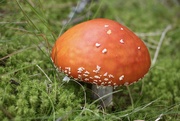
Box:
[16,0,56,55]
[92,0,103,19]
[24,0,56,40]
[152,25,172,66]
[16,0,40,33]
[126,85,134,109]
[36,64,52,83]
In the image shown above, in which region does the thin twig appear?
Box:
[152,25,172,66]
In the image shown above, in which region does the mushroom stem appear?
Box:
[92,85,113,108]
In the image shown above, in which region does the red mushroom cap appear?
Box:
[51,18,151,86]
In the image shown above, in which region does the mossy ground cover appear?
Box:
[0,0,180,120]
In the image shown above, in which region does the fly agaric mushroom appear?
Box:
[51,18,151,108]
